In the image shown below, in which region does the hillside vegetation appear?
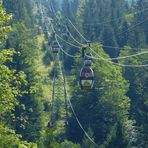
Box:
[0,0,148,147]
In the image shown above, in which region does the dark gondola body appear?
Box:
[51,41,60,53]
[61,26,69,40]
[79,66,94,89]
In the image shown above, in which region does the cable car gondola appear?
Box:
[84,52,93,66]
[61,26,69,40]
[44,26,49,39]
[79,66,94,89]
[51,41,60,53]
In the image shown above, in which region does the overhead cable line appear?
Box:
[89,48,148,67]
[57,23,148,51]
[68,19,88,43]
[57,33,99,147]
[101,45,148,50]
[103,17,148,44]
[96,49,148,60]
[56,33,82,49]
[49,0,148,28]
[37,1,148,147]
[55,31,148,60]
[48,0,148,51]
[67,19,148,50]
[49,3,148,66]
[67,94,100,148]
[73,7,148,26]
[49,3,100,143]
[68,17,148,50]
[67,27,84,46]
[56,21,148,60]
[55,23,148,52]
[49,0,148,51]
[51,17,148,66]
[55,35,81,58]
[55,37,148,67]
[54,32,148,67]
[67,18,148,63]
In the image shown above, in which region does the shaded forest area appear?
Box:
[0,0,148,147]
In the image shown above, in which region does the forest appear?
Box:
[0,0,148,147]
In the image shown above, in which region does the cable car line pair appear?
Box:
[48,1,148,65]
[51,22,148,71]
[36,1,99,147]
[46,0,148,52]
[37,1,148,147]
[52,27,148,61]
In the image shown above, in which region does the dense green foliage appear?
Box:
[0,0,148,147]
[0,0,37,147]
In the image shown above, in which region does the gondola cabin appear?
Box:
[84,52,93,66]
[61,26,69,40]
[51,41,60,53]
[44,26,49,39]
[79,66,94,89]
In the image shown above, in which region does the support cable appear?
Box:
[37,1,148,147]
[56,33,82,49]
[68,18,148,49]
[89,48,148,67]
[55,35,81,58]
[53,22,148,51]
[68,19,88,42]
[103,17,148,44]
[47,0,148,61]
[73,7,148,26]
[55,33,148,67]
[48,0,148,51]
[54,27,148,60]
[67,27,84,46]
